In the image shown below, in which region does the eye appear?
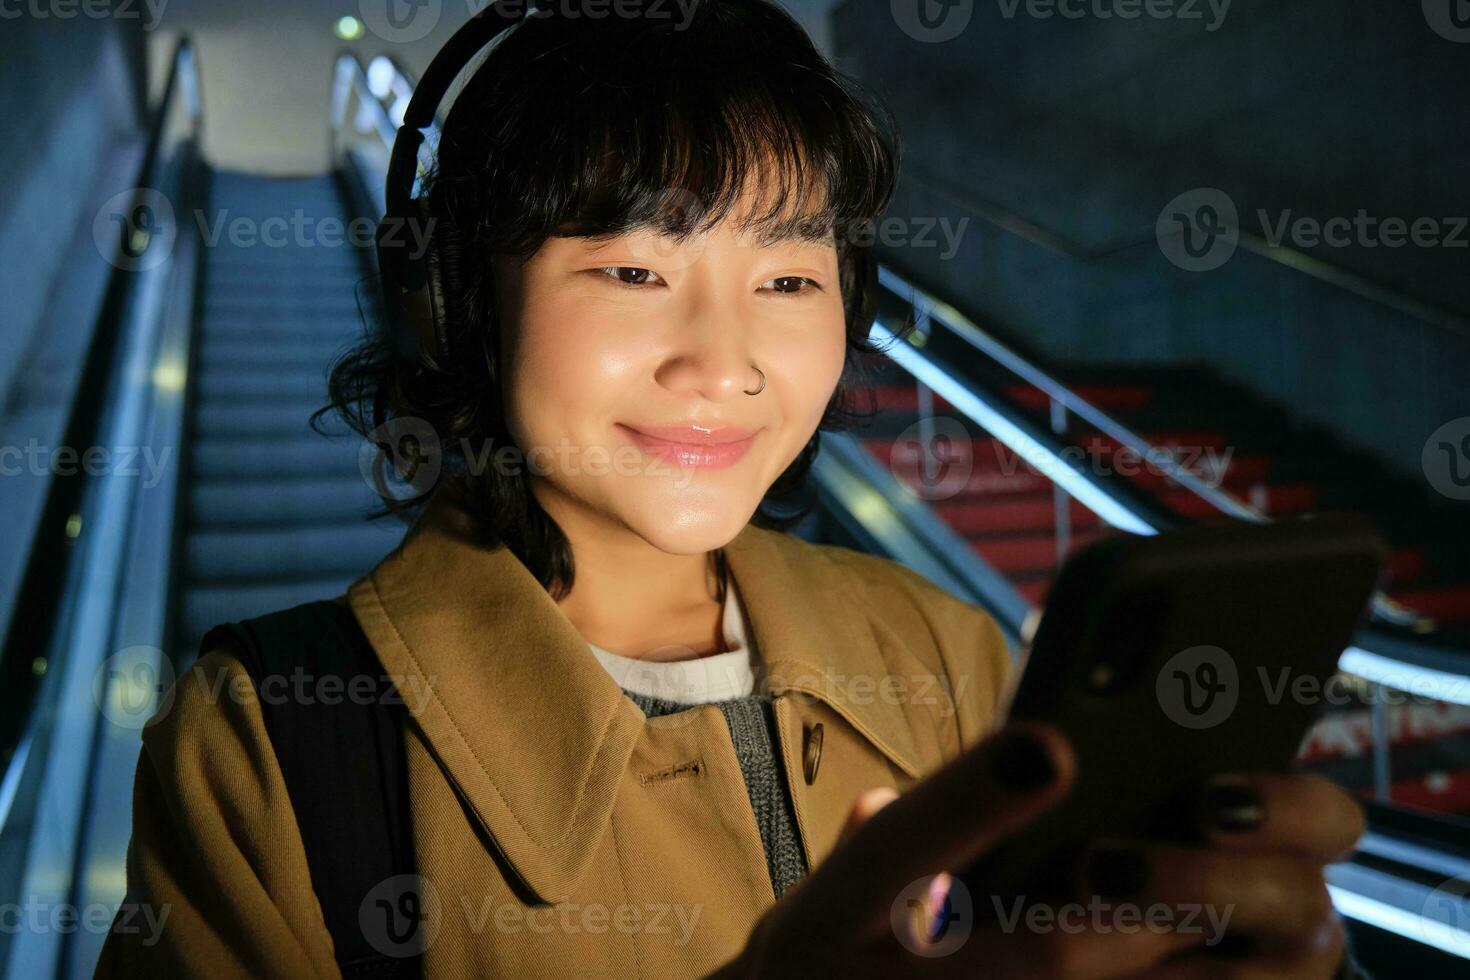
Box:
[597,266,665,287]
[760,275,822,295]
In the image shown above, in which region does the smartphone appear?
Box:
[960,514,1387,911]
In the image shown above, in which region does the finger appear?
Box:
[1193,773,1367,861]
[803,722,1077,941]
[836,787,901,847]
[946,913,1205,979]
[1071,842,1339,953]
[1126,910,1346,980]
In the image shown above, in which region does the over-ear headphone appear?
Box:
[374,1,542,365]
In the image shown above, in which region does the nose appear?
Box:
[654,297,758,403]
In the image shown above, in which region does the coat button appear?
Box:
[803,722,824,785]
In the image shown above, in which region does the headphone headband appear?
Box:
[377,1,543,363]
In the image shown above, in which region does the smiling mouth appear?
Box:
[617,423,761,470]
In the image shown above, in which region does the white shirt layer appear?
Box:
[586,576,758,704]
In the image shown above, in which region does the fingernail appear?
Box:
[991,730,1056,793]
[1205,775,1265,832]
[1085,846,1149,901]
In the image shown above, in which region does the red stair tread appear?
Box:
[969,530,1103,575]
[935,495,1101,535]
[1387,586,1470,622]
[1161,483,1318,517]
[1006,383,1152,412]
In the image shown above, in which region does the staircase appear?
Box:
[856,359,1470,816]
[175,171,407,658]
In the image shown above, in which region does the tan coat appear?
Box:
[96,493,1013,978]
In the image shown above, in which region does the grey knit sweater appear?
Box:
[622,689,809,899]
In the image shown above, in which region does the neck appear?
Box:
[533,481,727,660]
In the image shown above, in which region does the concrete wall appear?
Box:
[0,13,148,417]
[832,0,1470,480]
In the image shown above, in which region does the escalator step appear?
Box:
[186,522,405,583]
[182,579,356,646]
[190,438,363,480]
[190,477,386,526]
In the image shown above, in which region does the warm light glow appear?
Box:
[335,16,365,41]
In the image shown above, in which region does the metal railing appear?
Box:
[0,36,204,978]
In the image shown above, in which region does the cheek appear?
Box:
[778,317,848,431]
[504,298,629,446]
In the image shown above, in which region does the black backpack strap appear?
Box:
[202,599,421,979]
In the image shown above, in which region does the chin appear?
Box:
[622,490,759,554]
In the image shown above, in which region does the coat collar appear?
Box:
[347,490,922,904]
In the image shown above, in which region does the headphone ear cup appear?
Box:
[376,200,455,365]
[426,217,463,365]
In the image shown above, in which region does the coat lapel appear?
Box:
[347,491,927,905]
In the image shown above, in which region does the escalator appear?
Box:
[175,169,404,659]
[1,38,1468,980]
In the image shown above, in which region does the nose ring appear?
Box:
[743,364,766,396]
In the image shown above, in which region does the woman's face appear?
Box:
[496,204,848,555]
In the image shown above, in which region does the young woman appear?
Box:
[98,2,1367,977]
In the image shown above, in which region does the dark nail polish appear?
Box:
[991,731,1056,792]
[1206,778,1265,832]
[1085,847,1149,901]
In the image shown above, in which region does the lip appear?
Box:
[618,423,760,470]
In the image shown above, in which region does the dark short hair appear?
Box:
[321,0,904,598]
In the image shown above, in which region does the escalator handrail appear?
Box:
[876,264,1432,634]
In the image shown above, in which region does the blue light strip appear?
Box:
[1339,646,1470,707]
[1328,885,1470,960]
[869,321,1158,536]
